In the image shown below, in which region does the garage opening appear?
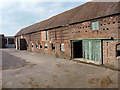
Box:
[20,39,27,50]
[73,40,83,58]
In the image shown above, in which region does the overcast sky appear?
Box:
[0,0,89,36]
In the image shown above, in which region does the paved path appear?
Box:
[2,50,27,70]
[2,49,119,88]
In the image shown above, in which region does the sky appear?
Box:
[0,0,90,36]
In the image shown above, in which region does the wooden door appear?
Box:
[83,40,101,61]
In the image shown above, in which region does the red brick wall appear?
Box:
[103,40,119,68]
[15,14,120,66]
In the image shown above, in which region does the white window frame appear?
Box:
[36,43,39,48]
[91,21,99,31]
[60,43,65,52]
[44,43,48,50]
[31,43,34,48]
[39,43,42,49]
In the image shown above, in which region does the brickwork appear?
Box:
[103,40,119,68]
[15,14,120,68]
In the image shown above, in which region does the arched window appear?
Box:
[116,44,120,58]
[44,43,48,50]
[31,43,34,48]
[39,43,42,49]
[60,43,65,52]
[36,43,38,48]
[52,43,55,50]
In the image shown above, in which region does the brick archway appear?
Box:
[20,39,27,50]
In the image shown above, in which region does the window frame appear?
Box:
[36,43,39,48]
[60,43,65,52]
[31,43,34,48]
[116,44,120,58]
[44,43,48,50]
[51,43,55,50]
[91,21,100,31]
[39,43,42,49]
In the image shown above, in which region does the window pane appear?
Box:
[52,43,55,50]
[60,43,65,52]
[92,21,99,30]
[92,22,96,30]
[36,43,38,48]
[95,21,99,30]
[40,43,42,49]
[32,43,34,48]
[45,43,48,50]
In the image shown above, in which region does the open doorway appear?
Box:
[20,39,27,50]
[116,44,120,58]
[73,40,83,58]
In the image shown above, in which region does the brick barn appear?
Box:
[15,2,120,68]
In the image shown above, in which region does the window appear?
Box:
[32,43,34,48]
[41,31,49,41]
[44,43,48,50]
[60,43,65,52]
[113,22,115,24]
[39,43,42,49]
[91,21,99,30]
[106,42,109,46]
[41,31,46,41]
[36,43,38,48]
[8,38,14,44]
[116,44,120,58]
[52,43,55,50]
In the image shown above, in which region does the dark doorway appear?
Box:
[117,50,120,56]
[116,44,120,57]
[20,39,27,50]
[73,40,83,58]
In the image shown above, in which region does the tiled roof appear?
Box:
[15,2,119,36]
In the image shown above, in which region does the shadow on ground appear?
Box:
[2,51,27,70]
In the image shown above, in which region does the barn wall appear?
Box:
[103,40,119,68]
[15,14,120,68]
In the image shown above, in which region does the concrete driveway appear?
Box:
[1,49,119,88]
